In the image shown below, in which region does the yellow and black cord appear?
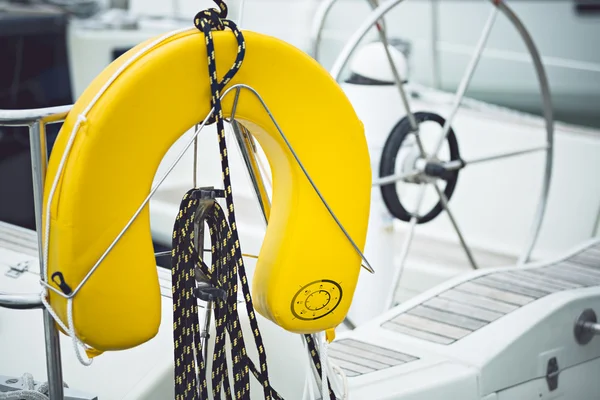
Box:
[172,1,336,398]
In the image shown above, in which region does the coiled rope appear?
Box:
[172,191,281,399]
[171,2,339,398]
[0,373,68,400]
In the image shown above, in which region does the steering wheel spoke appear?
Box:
[433,183,479,270]
[459,145,549,167]
[386,183,427,308]
[431,6,499,158]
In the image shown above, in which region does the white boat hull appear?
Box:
[3,222,600,399]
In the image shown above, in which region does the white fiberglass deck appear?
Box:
[0,204,515,397]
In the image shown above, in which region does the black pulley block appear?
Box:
[379,111,461,224]
[194,284,227,302]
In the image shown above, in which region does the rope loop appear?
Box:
[194,0,245,126]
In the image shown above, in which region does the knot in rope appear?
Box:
[194,7,226,32]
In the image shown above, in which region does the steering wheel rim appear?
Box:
[328,0,554,266]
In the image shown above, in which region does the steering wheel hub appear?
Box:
[379,111,461,224]
[400,149,424,184]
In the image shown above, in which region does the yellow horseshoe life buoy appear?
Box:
[43,29,371,352]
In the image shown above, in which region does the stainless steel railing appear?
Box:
[0,105,73,399]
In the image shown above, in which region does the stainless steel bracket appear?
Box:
[5,261,31,279]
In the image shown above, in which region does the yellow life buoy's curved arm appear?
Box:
[44,29,371,352]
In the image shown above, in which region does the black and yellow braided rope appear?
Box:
[171,1,338,399]
[171,1,281,398]
[304,335,336,400]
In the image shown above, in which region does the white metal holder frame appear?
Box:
[313,0,554,307]
[0,80,373,398]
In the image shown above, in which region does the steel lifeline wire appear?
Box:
[171,1,337,399]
